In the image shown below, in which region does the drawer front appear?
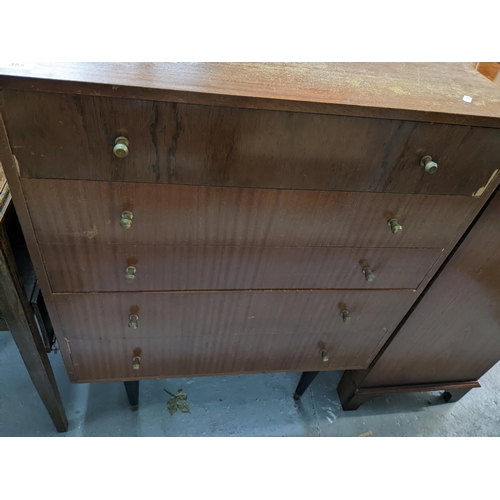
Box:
[69,335,373,381]
[43,244,442,292]
[5,90,500,196]
[22,179,481,249]
[55,290,418,380]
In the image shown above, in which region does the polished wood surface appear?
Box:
[2,63,500,126]
[54,289,418,380]
[22,179,483,249]
[348,186,500,388]
[4,90,500,196]
[42,244,442,292]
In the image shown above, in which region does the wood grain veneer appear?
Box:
[55,289,419,380]
[3,91,500,195]
[353,186,500,387]
[42,244,442,292]
[22,179,485,249]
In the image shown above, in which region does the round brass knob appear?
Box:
[363,267,375,282]
[128,314,139,329]
[132,356,141,370]
[320,349,329,362]
[340,310,351,323]
[125,266,136,283]
[388,218,402,234]
[420,155,438,174]
[120,210,133,229]
[113,136,129,158]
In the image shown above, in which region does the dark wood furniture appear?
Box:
[338,181,500,409]
[336,62,500,410]
[1,63,500,412]
[0,166,67,432]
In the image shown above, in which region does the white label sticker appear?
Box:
[462,95,473,103]
[0,62,35,70]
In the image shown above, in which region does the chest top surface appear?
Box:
[2,62,500,126]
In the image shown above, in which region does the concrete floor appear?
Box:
[1,330,499,436]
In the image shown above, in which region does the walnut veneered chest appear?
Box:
[1,63,500,396]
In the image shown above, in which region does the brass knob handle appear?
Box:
[363,267,375,282]
[340,310,351,323]
[420,155,438,174]
[113,136,129,158]
[128,314,139,329]
[388,218,402,234]
[320,349,329,362]
[120,210,133,229]
[125,266,136,283]
[132,356,141,370]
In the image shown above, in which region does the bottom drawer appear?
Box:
[56,290,418,381]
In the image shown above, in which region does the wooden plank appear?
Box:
[0,222,68,432]
[2,63,500,126]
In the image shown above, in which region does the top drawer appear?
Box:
[3,90,500,196]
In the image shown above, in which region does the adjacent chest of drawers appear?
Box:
[1,63,500,389]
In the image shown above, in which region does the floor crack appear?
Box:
[310,388,322,437]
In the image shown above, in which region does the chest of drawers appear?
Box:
[1,63,500,409]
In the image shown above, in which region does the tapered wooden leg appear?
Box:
[293,371,320,400]
[339,391,375,411]
[0,231,68,432]
[124,381,140,410]
[442,388,472,403]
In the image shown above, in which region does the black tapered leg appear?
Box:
[442,388,472,403]
[124,381,140,411]
[293,371,320,400]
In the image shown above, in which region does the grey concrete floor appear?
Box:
[1,330,499,436]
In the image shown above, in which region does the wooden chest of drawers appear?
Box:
[2,63,500,407]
